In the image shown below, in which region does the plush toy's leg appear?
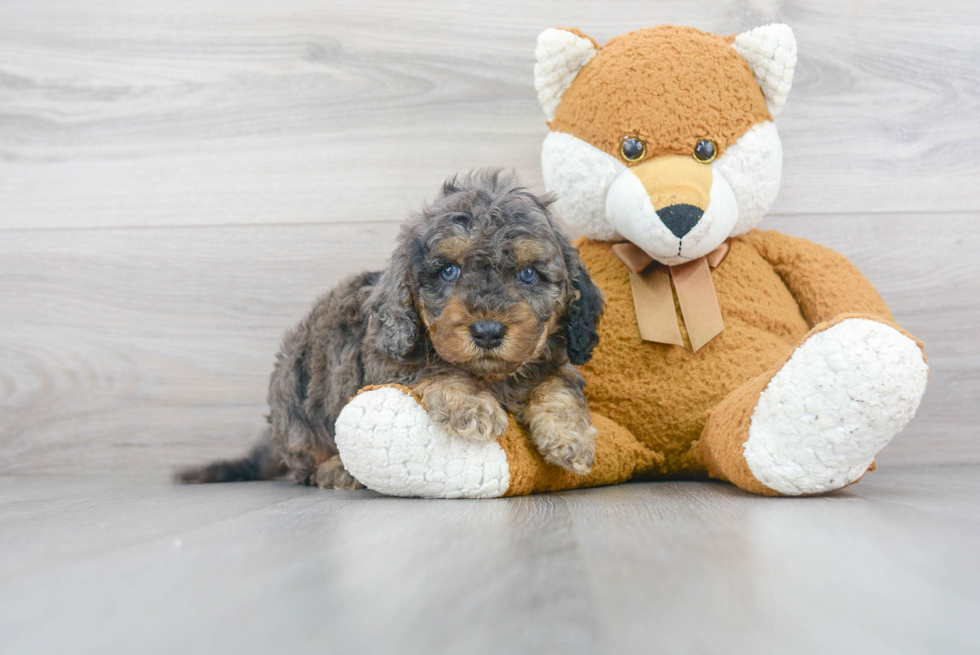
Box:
[695,316,928,496]
[334,384,660,498]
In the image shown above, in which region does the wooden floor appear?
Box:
[1,466,978,654]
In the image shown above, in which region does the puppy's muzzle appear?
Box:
[470,320,506,350]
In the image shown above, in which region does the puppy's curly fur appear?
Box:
[178,170,604,488]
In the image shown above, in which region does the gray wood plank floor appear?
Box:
[1,466,978,654]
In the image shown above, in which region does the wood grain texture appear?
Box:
[0,213,976,472]
[1,467,978,654]
[1,0,978,471]
[0,221,402,472]
[1,0,978,230]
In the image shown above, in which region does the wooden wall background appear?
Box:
[2,0,978,473]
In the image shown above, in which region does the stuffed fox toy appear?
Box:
[334,24,929,497]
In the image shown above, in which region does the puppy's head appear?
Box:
[366,169,604,379]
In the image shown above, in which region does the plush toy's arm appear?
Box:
[741,229,895,326]
[334,385,661,498]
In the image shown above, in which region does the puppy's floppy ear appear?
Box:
[365,231,422,362]
[563,246,604,365]
[542,198,604,365]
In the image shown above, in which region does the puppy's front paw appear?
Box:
[314,456,365,490]
[530,418,597,475]
[428,392,508,442]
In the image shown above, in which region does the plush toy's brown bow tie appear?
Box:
[611,240,731,352]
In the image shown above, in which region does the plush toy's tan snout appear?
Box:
[631,155,712,238]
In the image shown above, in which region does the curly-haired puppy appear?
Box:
[178,170,605,489]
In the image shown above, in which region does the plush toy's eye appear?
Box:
[517,267,538,285]
[621,137,646,162]
[693,139,717,163]
[440,263,461,282]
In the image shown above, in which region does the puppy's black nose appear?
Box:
[658,203,704,238]
[470,320,506,350]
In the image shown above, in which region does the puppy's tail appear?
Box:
[175,429,287,484]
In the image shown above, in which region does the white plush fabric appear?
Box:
[716,121,783,236]
[541,131,625,241]
[534,28,597,122]
[334,386,511,498]
[605,160,739,265]
[733,24,797,118]
[744,319,929,495]
[544,126,779,264]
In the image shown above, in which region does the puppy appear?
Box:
[178,170,605,489]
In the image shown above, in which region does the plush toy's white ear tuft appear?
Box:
[534,28,598,121]
[733,24,797,118]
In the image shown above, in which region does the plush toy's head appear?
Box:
[536,25,797,265]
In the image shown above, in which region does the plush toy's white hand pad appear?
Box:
[334,386,511,498]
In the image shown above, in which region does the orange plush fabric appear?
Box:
[497,231,915,493]
[739,230,895,325]
[500,413,662,496]
[465,229,916,496]
[576,234,811,474]
[549,26,771,164]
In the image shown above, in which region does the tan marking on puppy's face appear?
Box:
[430,236,473,263]
[427,296,552,380]
[493,301,547,365]
[425,297,482,365]
[512,238,550,268]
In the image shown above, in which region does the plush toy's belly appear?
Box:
[577,238,811,474]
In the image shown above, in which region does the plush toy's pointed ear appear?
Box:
[534,28,598,121]
[733,24,797,118]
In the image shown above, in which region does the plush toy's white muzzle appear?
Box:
[541,123,784,264]
[605,162,739,265]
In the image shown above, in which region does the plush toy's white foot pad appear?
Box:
[334,386,510,498]
[744,319,928,495]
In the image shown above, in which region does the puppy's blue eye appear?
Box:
[440,264,460,282]
[517,267,538,285]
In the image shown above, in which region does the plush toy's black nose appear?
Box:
[470,320,506,349]
[658,204,704,238]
